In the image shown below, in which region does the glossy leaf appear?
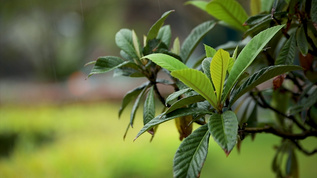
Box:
[143,86,155,125]
[171,37,180,55]
[180,21,216,63]
[208,111,238,156]
[204,44,217,58]
[134,107,212,140]
[147,10,174,42]
[165,88,193,106]
[296,26,309,56]
[143,53,188,71]
[222,25,284,103]
[173,124,210,178]
[210,49,230,102]
[157,25,172,47]
[171,69,218,110]
[275,33,296,65]
[186,1,208,11]
[132,30,141,58]
[119,83,149,118]
[165,94,205,114]
[206,0,249,32]
[116,29,140,60]
[230,65,302,105]
[88,56,130,77]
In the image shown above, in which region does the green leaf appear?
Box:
[206,0,249,32]
[286,148,299,178]
[171,69,218,110]
[180,21,216,63]
[171,37,180,55]
[228,58,235,73]
[173,124,210,178]
[204,44,217,58]
[147,10,174,42]
[261,0,274,12]
[250,0,261,15]
[116,29,140,60]
[134,107,212,140]
[210,49,230,102]
[208,111,238,156]
[119,83,149,118]
[157,25,172,47]
[165,95,205,114]
[244,14,271,26]
[165,88,193,106]
[143,86,155,125]
[202,57,212,82]
[275,33,296,65]
[186,1,208,11]
[243,18,271,37]
[296,25,309,56]
[88,56,130,77]
[230,65,302,105]
[143,53,188,71]
[222,25,284,103]
[113,67,145,78]
[311,0,317,30]
[132,30,141,58]
[130,86,147,127]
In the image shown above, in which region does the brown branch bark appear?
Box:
[242,126,317,140]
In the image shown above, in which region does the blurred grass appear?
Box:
[0,102,316,178]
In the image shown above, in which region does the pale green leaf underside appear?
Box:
[143,53,188,71]
[222,25,285,103]
[171,69,218,109]
[230,65,302,105]
[186,1,208,11]
[210,49,230,102]
[208,111,238,156]
[206,0,249,32]
[116,29,139,59]
[173,124,210,178]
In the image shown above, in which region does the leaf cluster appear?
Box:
[87,0,317,177]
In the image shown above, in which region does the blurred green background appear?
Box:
[0,0,316,177]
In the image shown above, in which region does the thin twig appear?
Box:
[250,91,307,131]
[242,126,317,140]
[290,139,317,156]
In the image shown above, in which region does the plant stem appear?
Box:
[242,126,317,140]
